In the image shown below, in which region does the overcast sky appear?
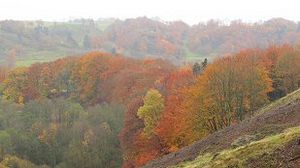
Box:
[0,0,299,25]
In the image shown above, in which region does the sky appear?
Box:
[0,0,299,25]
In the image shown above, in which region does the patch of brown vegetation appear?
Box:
[247,139,300,168]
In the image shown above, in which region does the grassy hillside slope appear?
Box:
[143,89,300,168]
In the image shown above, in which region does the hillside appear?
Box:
[1,18,300,66]
[143,89,300,168]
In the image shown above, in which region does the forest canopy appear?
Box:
[0,44,299,167]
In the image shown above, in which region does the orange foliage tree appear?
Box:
[155,67,195,152]
[184,53,272,137]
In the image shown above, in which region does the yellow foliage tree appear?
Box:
[137,89,164,137]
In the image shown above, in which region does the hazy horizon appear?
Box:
[1,0,300,25]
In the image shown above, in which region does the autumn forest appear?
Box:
[0,39,299,167]
[0,2,300,166]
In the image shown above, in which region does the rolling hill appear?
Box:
[143,89,300,168]
[1,18,300,66]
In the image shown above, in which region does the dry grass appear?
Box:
[173,126,300,168]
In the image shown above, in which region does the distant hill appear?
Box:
[0,19,115,66]
[1,17,300,66]
[143,89,300,168]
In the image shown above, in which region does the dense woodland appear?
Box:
[0,44,299,167]
[2,17,300,65]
